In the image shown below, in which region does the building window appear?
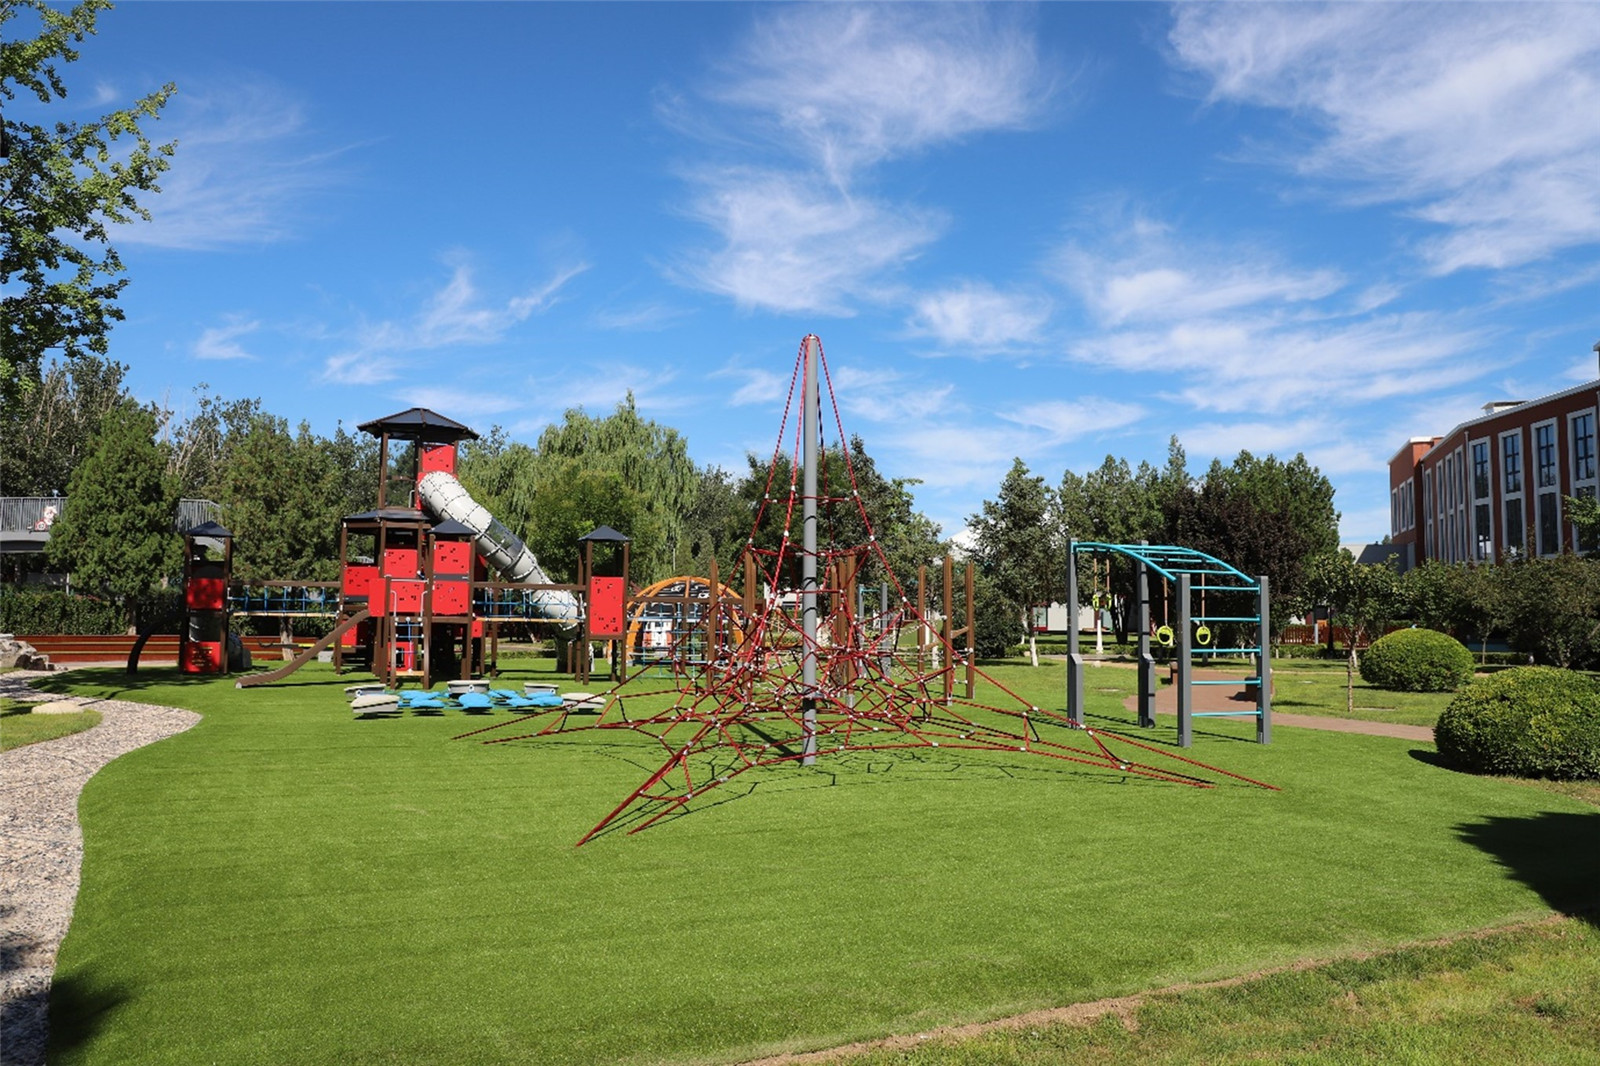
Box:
[1424,468,1434,559]
[1535,420,1560,555]
[1501,429,1524,557]
[1571,410,1598,552]
[1471,439,1492,560]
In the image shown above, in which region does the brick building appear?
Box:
[1387,341,1600,569]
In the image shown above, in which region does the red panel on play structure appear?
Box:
[343,564,377,599]
[185,576,226,610]
[418,443,456,478]
[432,578,470,616]
[181,641,222,673]
[383,548,418,578]
[588,576,626,638]
[433,540,472,577]
[388,579,424,614]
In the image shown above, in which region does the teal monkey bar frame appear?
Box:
[1066,540,1271,747]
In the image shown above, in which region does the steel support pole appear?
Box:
[1257,574,1272,744]
[1066,542,1084,726]
[1136,541,1155,728]
[800,335,820,765]
[1176,573,1192,748]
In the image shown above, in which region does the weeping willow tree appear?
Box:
[457,394,697,583]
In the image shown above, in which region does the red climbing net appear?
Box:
[458,336,1276,844]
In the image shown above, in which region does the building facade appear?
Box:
[1388,345,1600,569]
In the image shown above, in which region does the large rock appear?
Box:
[0,636,50,671]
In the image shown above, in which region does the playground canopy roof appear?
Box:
[357,407,479,443]
[1070,541,1258,591]
[345,507,432,525]
[429,519,475,538]
[185,520,233,540]
[578,525,631,543]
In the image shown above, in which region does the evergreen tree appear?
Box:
[45,401,175,630]
[215,414,342,581]
[0,352,129,495]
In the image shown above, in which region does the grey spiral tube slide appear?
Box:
[417,471,581,625]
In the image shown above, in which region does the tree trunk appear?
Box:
[1023,608,1038,667]
[1346,640,1357,716]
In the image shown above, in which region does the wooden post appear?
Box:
[942,554,954,704]
[964,559,976,698]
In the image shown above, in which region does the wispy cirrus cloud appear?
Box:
[671,4,1055,315]
[829,363,956,423]
[1168,3,1600,273]
[192,317,259,361]
[321,260,586,385]
[675,168,943,315]
[905,282,1053,352]
[118,79,347,250]
[1001,397,1145,444]
[708,4,1050,184]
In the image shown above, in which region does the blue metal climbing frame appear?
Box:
[1065,541,1271,747]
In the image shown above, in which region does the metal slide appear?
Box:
[417,471,581,624]
[235,607,371,688]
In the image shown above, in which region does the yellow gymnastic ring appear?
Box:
[1195,624,1212,646]
[1155,625,1174,647]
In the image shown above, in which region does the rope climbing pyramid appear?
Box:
[460,336,1275,844]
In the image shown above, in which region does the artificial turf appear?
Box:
[37,659,1599,1065]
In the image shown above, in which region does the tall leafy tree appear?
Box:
[1,0,176,406]
[158,387,262,499]
[0,352,128,495]
[215,414,343,581]
[45,401,175,630]
[969,458,1056,666]
[528,395,697,567]
[1305,549,1403,713]
[519,461,662,583]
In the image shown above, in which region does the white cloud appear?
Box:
[718,364,791,408]
[390,386,524,420]
[117,80,344,249]
[829,364,956,423]
[192,317,259,361]
[1168,4,1600,272]
[676,168,942,314]
[321,261,585,385]
[905,283,1053,351]
[1056,222,1345,327]
[1001,397,1145,444]
[712,4,1051,182]
[672,5,1053,314]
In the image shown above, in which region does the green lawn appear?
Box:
[35,659,1599,1065]
[846,919,1600,1065]
[1,698,102,750]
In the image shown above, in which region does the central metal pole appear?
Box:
[801,335,820,764]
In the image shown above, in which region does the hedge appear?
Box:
[1359,627,1474,692]
[0,588,183,635]
[1434,667,1600,780]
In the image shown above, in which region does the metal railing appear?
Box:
[0,497,221,535]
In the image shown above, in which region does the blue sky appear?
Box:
[22,2,1600,543]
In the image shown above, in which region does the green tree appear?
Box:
[519,462,662,583]
[158,387,262,499]
[215,414,342,581]
[969,458,1056,666]
[1497,555,1600,669]
[2,0,176,406]
[528,395,697,568]
[1564,493,1600,556]
[44,401,175,630]
[0,352,128,495]
[1305,549,1403,714]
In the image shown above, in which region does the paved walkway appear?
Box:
[1121,667,1434,742]
[0,671,199,1066]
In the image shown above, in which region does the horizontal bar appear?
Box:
[1192,583,1258,591]
[1193,616,1260,622]
[1191,711,1263,718]
[1191,647,1264,655]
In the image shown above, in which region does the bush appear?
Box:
[1435,667,1600,780]
[0,587,182,634]
[1359,627,1474,692]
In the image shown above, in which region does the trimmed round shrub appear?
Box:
[1359,627,1474,692]
[1435,667,1600,780]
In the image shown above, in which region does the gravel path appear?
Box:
[0,671,199,1066]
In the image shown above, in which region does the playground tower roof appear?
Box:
[357,407,479,443]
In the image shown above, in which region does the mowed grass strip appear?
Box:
[839,919,1600,1065]
[38,660,1600,1066]
[1,697,102,750]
